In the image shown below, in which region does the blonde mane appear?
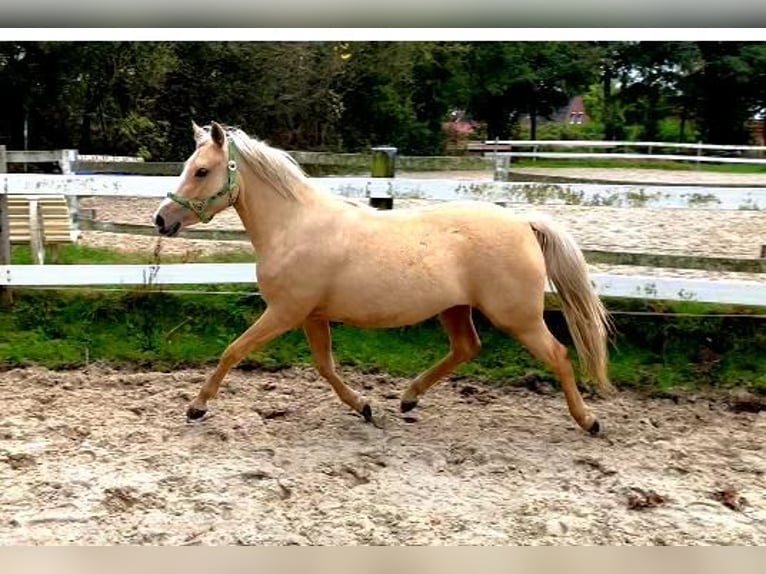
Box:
[204,125,307,201]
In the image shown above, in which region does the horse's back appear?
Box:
[358,200,538,256]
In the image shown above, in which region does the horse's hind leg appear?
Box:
[499,316,599,434]
[400,305,481,412]
[304,317,372,422]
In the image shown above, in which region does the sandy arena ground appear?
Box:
[2,168,765,545]
[1,366,765,545]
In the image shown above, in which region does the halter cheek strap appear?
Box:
[166,140,239,223]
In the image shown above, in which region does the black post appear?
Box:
[369,146,397,210]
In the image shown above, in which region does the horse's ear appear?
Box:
[192,120,206,145]
[210,122,226,148]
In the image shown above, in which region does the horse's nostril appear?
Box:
[155,213,165,229]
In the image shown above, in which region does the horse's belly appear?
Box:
[317,280,467,328]
[322,306,444,329]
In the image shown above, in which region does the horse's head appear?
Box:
[153,121,239,236]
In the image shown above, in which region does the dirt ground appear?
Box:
[3,167,765,545]
[1,366,764,545]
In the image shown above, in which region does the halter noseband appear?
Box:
[167,139,239,224]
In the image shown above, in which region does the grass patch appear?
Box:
[511,158,766,174]
[1,289,764,395]
[11,243,254,265]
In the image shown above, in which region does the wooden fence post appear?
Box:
[0,145,12,305]
[59,149,81,241]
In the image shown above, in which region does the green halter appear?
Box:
[167,140,239,223]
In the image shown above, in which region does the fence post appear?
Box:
[0,145,12,305]
[370,146,396,178]
[492,137,511,182]
[369,146,396,209]
[28,200,45,265]
[494,154,510,182]
[59,149,81,241]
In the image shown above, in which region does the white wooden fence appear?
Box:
[2,263,766,307]
[1,154,765,306]
[478,139,766,153]
[5,173,766,210]
[471,139,766,179]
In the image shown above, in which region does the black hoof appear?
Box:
[186,406,207,421]
[588,419,601,436]
[361,404,373,423]
[400,400,418,413]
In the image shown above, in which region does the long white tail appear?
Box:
[530,218,613,392]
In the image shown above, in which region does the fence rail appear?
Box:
[493,151,766,165]
[1,264,765,306]
[4,174,766,211]
[470,139,766,178]
[480,139,766,153]
[2,145,765,306]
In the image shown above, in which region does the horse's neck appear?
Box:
[233,175,313,255]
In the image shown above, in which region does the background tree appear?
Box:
[156,42,348,159]
[332,42,470,154]
[690,42,766,144]
[466,42,597,140]
[1,40,765,160]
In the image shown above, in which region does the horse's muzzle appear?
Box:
[154,213,181,237]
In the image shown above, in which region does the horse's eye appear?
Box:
[194,168,209,178]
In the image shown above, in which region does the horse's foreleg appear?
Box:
[400,305,481,412]
[304,318,372,422]
[187,306,299,420]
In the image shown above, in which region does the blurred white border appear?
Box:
[0,28,764,41]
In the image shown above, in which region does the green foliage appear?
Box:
[692,42,766,144]
[656,117,700,143]
[466,42,599,140]
[1,290,764,395]
[518,119,604,141]
[10,243,255,265]
[510,158,766,173]
[1,40,765,159]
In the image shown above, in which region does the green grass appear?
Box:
[511,158,766,174]
[5,241,765,395]
[1,289,764,395]
[11,243,255,265]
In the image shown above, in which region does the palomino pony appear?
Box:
[153,121,612,435]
